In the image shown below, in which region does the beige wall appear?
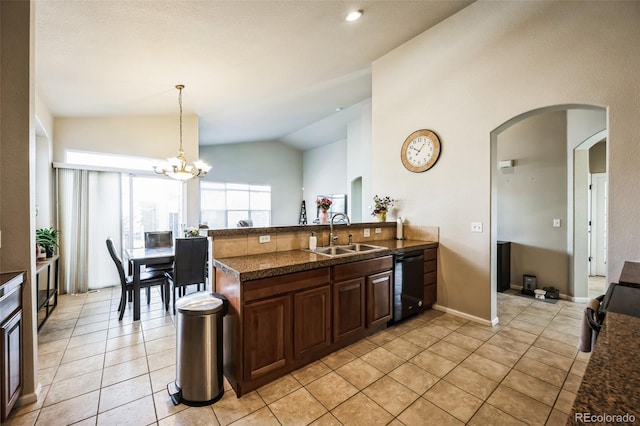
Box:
[589,141,607,174]
[496,111,568,293]
[0,0,39,404]
[372,1,640,322]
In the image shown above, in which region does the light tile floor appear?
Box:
[588,276,606,300]
[6,287,590,425]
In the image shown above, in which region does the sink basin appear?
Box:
[310,243,386,257]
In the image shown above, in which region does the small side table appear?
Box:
[36,255,59,330]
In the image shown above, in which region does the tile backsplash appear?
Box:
[212,224,438,258]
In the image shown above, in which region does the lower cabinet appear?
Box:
[333,278,365,344]
[218,254,396,396]
[367,270,393,328]
[294,285,331,359]
[1,272,23,422]
[243,295,291,382]
[423,248,437,308]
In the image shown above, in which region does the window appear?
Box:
[122,175,183,250]
[201,182,271,228]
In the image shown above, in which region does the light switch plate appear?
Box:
[471,222,483,233]
[259,235,271,243]
[363,228,370,237]
[553,219,561,228]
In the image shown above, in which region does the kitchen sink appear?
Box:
[310,243,386,257]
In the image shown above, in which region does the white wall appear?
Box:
[347,100,372,222]
[372,1,640,322]
[303,139,348,222]
[496,111,568,293]
[53,115,201,225]
[199,140,303,226]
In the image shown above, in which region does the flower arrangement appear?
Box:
[316,197,332,212]
[184,226,200,237]
[371,195,394,216]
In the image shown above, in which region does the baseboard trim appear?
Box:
[432,303,497,327]
[17,383,41,406]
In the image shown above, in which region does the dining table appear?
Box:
[125,246,175,321]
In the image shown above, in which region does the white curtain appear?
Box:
[58,169,122,294]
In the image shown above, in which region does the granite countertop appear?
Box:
[213,239,437,281]
[569,311,640,424]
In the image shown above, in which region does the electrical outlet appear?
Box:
[363,228,370,237]
[375,228,382,234]
[471,222,483,233]
[553,219,561,228]
[259,235,271,243]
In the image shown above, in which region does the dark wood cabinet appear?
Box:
[424,248,437,307]
[1,311,21,419]
[1,272,23,422]
[334,256,393,344]
[366,271,392,328]
[497,241,511,292]
[243,295,291,381]
[294,285,331,359]
[217,254,400,396]
[333,278,365,344]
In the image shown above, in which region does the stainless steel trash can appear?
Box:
[168,291,228,406]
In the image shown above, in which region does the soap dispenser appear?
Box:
[309,232,317,250]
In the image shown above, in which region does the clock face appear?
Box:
[401,130,441,172]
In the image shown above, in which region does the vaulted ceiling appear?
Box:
[36,1,472,150]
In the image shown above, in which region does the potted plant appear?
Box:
[36,228,59,258]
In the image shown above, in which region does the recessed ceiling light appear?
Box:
[336,107,344,112]
[345,10,363,22]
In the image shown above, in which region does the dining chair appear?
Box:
[165,237,208,314]
[106,238,169,320]
[144,231,174,272]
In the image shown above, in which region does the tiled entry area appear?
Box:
[6,287,588,425]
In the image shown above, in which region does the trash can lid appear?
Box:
[176,291,226,315]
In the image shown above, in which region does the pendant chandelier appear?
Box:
[154,84,211,181]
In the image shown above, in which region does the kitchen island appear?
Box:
[569,311,640,424]
[213,239,438,397]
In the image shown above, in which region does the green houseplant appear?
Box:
[36,228,59,258]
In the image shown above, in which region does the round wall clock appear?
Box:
[400,129,441,173]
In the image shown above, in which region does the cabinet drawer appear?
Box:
[424,284,437,307]
[424,248,437,261]
[424,271,436,286]
[244,268,330,303]
[333,256,393,282]
[424,259,437,273]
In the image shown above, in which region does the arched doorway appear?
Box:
[490,105,607,323]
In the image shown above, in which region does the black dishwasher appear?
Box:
[391,251,424,324]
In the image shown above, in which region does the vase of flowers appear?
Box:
[371,195,394,222]
[184,226,200,237]
[316,197,332,224]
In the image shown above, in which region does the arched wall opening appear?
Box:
[490,104,607,322]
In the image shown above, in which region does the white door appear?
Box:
[589,173,607,276]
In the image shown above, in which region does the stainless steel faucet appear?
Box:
[329,213,351,246]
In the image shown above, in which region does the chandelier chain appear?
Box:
[177,84,184,152]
